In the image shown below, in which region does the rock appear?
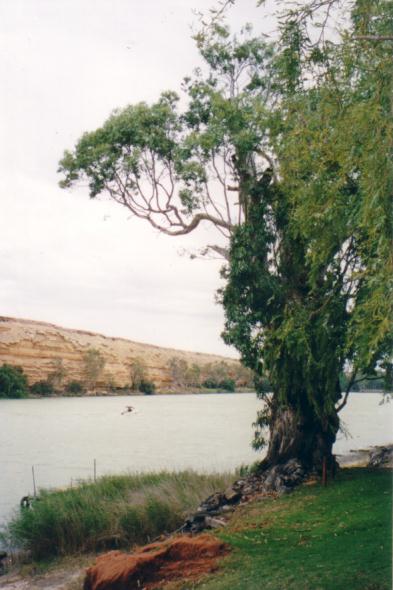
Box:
[368,445,393,468]
[223,487,241,504]
[242,485,253,495]
[199,492,226,512]
[83,534,229,590]
[221,505,235,513]
[205,517,227,529]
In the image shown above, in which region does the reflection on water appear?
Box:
[0,392,391,525]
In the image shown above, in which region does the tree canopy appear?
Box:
[59,0,392,480]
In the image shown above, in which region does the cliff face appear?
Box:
[0,316,239,392]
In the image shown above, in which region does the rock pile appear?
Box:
[182,458,306,533]
[368,445,393,468]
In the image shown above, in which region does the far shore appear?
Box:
[3,388,389,401]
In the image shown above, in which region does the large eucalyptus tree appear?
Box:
[59,0,392,481]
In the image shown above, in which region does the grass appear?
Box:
[3,470,235,559]
[172,468,392,590]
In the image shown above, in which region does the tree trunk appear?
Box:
[257,399,340,491]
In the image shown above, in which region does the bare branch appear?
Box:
[336,369,356,413]
[145,212,233,236]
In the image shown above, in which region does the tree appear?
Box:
[186,363,202,388]
[0,364,29,398]
[168,357,189,388]
[129,357,148,391]
[59,1,392,481]
[82,348,106,391]
[47,358,67,390]
[58,27,275,259]
[222,0,392,473]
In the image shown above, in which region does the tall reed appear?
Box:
[5,470,234,559]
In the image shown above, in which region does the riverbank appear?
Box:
[1,448,391,590]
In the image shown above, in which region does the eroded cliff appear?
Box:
[0,316,240,392]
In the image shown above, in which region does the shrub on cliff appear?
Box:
[0,364,29,399]
[30,379,55,396]
[139,379,156,395]
[65,380,85,395]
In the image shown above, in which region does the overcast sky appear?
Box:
[0,0,275,357]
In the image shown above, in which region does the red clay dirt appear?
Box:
[83,534,229,590]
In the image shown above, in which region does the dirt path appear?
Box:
[0,566,84,590]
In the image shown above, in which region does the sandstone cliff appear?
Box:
[0,316,240,392]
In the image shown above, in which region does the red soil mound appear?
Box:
[83,534,229,590]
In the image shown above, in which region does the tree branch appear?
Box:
[146,212,233,236]
[336,369,357,413]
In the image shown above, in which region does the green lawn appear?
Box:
[179,468,392,590]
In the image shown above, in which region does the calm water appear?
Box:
[0,392,392,526]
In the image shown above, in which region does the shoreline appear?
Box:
[1,389,388,401]
[1,447,391,590]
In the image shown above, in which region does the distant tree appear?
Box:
[232,363,254,388]
[104,371,117,392]
[185,363,202,388]
[82,348,106,391]
[47,358,67,390]
[168,357,189,388]
[219,378,236,392]
[129,357,148,391]
[59,0,393,480]
[0,364,28,399]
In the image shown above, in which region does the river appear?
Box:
[0,392,392,526]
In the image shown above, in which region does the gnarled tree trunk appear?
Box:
[257,396,340,492]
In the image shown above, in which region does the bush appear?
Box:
[65,381,85,395]
[202,378,218,389]
[219,378,236,392]
[139,380,156,395]
[201,378,236,391]
[0,364,29,398]
[30,380,55,396]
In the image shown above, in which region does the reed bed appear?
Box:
[4,470,235,559]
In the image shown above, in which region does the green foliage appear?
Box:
[219,378,236,392]
[6,470,235,559]
[202,378,218,389]
[220,0,393,458]
[191,469,392,590]
[0,364,29,399]
[65,380,85,395]
[202,377,236,392]
[30,380,55,396]
[168,357,240,390]
[139,379,156,395]
[129,357,148,391]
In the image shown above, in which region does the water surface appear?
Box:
[1,392,391,526]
